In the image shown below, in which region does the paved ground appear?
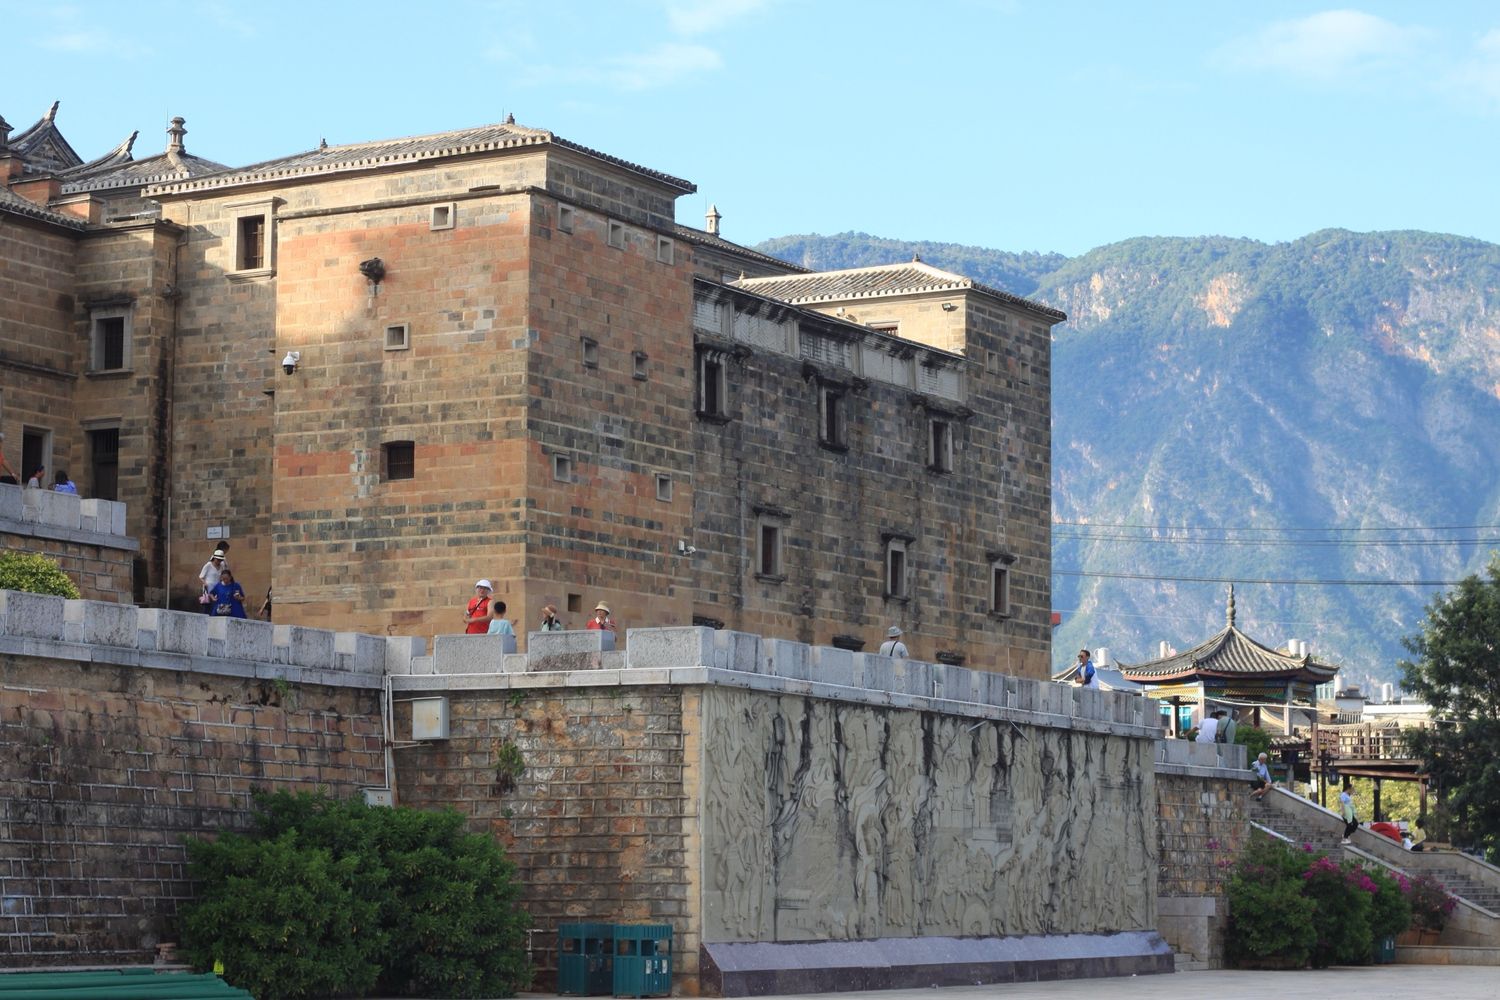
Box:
[750,965,1498,1000]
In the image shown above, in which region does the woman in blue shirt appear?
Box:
[210,570,248,618]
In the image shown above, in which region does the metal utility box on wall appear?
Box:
[411,696,450,740]
[361,787,394,807]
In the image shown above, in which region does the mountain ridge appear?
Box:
[755,229,1500,688]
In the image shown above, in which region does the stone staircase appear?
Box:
[1422,867,1500,913]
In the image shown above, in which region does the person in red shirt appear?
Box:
[463,580,493,634]
[586,602,616,632]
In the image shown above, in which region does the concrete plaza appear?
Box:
[754,965,1498,1000]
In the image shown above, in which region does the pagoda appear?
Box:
[1118,586,1339,735]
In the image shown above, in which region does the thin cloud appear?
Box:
[39,30,111,52]
[607,42,724,90]
[665,0,768,36]
[1444,28,1500,113]
[1215,9,1430,80]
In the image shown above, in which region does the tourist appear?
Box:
[26,464,44,489]
[538,604,564,631]
[197,549,226,612]
[1214,709,1236,744]
[1195,711,1219,743]
[209,569,248,618]
[586,602,616,632]
[1250,752,1272,800]
[463,580,493,634]
[258,587,272,621]
[1339,780,1358,843]
[1074,649,1099,688]
[53,470,78,495]
[0,441,18,485]
[878,626,909,657]
[486,600,515,638]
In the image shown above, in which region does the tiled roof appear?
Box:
[672,224,809,274]
[147,121,694,196]
[1118,624,1338,682]
[61,150,230,194]
[0,186,85,230]
[59,131,138,178]
[735,260,1066,320]
[6,101,83,173]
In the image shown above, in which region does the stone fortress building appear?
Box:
[0,102,1062,676]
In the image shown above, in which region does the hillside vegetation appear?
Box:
[757,230,1500,687]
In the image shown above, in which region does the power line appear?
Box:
[1053,519,1500,532]
[1054,534,1500,547]
[1053,569,1463,587]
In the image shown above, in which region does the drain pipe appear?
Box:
[382,671,398,805]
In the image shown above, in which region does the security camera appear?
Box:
[677,540,697,555]
[281,351,301,375]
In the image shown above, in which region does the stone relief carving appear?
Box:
[699,688,1155,943]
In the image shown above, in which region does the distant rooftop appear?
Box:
[735,260,1065,321]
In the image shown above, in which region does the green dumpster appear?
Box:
[612,924,672,998]
[558,922,615,995]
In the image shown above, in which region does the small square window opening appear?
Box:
[429,203,455,231]
[567,593,583,614]
[581,337,599,369]
[384,323,410,351]
[553,454,573,481]
[657,236,674,264]
[384,441,415,481]
[558,205,575,233]
[819,384,848,448]
[608,220,626,249]
[990,563,1011,616]
[655,474,673,502]
[633,351,649,381]
[758,522,783,578]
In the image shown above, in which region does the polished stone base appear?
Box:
[699,931,1174,996]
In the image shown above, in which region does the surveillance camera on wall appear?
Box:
[282,351,301,375]
[677,539,697,555]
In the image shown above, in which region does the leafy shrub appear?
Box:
[181,791,530,1000]
[0,552,80,598]
[1367,868,1413,941]
[1301,854,1374,967]
[1235,725,1273,761]
[1226,838,1316,967]
[179,831,383,1000]
[1402,871,1457,932]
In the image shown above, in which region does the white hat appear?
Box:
[595,602,610,613]
[474,579,493,590]
[886,626,903,638]
[211,550,226,559]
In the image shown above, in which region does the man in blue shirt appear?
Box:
[1251,752,1272,800]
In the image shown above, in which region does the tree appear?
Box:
[1398,562,1500,857]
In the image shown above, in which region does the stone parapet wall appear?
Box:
[1154,748,1251,969]
[0,485,136,603]
[0,643,385,964]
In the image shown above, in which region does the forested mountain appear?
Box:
[757,230,1500,689]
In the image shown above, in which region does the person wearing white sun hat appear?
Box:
[463,579,493,634]
[878,625,908,658]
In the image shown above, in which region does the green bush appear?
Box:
[1367,868,1412,942]
[1227,838,1316,967]
[180,831,383,1000]
[0,552,80,598]
[1235,725,1273,761]
[181,791,530,1000]
[1301,854,1374,967]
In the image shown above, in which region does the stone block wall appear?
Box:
[0,646,384,964]
[1154,747,1251,968]
[0,486,136,602]
[392,686,693,988]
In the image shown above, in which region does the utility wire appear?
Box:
[1053,520,1500,532]
[1054,534,1500,547]
[1053,569,1464,587]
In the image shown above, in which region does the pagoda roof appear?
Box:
[1118,587,1339,685]
[734,259,1066,321]
[0,185,85,230]
[147,119,695,197]
[61,117,230,194]
[5,101,84,174]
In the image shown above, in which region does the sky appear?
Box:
[6,0,1500,257]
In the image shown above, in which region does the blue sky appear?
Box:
[6,0,1500,256]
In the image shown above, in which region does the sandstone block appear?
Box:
[527,629,613,672]
[0,590,66,640]
[137,609,209,656]
[433,634,516,674]
[0,483,22,520]
[27,488,81,531]
[385,635,427,675]
[273,624,335,669]
[208,617,274,661]
[625,627,714,670]
[334,632,387,675]
[712,629,762,672]
[762,638,810,680]
[63,600,136,647]
[811,645,854,687]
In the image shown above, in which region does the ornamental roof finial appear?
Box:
[1226,584,1236,628]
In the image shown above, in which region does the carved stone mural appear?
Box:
[700,687,1156,943]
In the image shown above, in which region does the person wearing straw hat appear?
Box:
[586,602,617,632]
[878,626,908,658]
[463,580,493,634]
